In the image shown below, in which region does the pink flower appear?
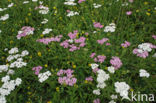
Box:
[133,48,149,58]
[121,41,131,48]
[32,66,43,75]
[106,43,111,46]
[85,32,89,36]
[17,26,35,39]
[85,76,93,82]
[68,30,77,39]
[57,69,77,86]
[129,0,134,3]
[97,55,106,63]
[66,10,70,13]
[37,35,62,44]
[126,11,132,15]
[97,38,109,45]
[93,22,103,29]
[75,37,86,43]
[90,53,96,58]
[152,35,156,39]
[60,30,86,52]
[78,0,86,3]
[110,57,122,69]
[93,98,100,103]
[92,68,99,73]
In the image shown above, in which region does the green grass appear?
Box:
[0,0,156,103]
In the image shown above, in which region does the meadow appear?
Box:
[0,0,156,103]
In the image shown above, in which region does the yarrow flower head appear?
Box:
[152,35,156,39]
[93,98,100,103]
[64,0,77,6]
[0,14,9,21]
[133,43,156,58]
[78,0,86,4]
[93,3,102,8]
[104,23,116,32]
[115,81,130,100]
[42,28,52,35]
[121,41,131,48]
[97,38,109,45]
[17,26,35,39]
[41,18,48,24]
[85,76,93,82]
[35,5,49,14]
[37,35,62,45]
[0,75,22,103]
[57,69,77,86]
[90,53,106,63]
[67,11,79,17]
[60,30,86,52]
[32,66,43,75]
[139,69,150,78]
[38,71,51,83]
[126,11,132,15]
[110,56,122,69]
[93,22,103,28]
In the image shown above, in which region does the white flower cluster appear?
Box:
[41,18,48,24]
[115,82,130,100]
[96,70,110,88]
[0,65,8,73]
[111,94,118,99]
[0,14,9,21]
[38,6,49,14]
[109,100,116,103]
[104,23,116,32]
[10,58,27,68]
[109,94,117,103]
[108,66,115,74]
[23,1,29,4]
[64,0,77,6]
[139,69,150,78]
[8,47,19,54]
[0,75,22,103]
[0,65,14,75]
[0,3,14,12]
[42,28,52,35]
[93,3,102,8]
[67,11,79,17]
[93,69,110,95]
[0,48,28,103]
[122,2,129,6]
[5,47,29,69]
[0,30,1,33]
[7,48,29,62]
[38,71,51,83]
[91,63,110,95]
[137,43,152,53]
[32,0,38,2]
[91,63,99,69]
[8,3,14,8]
[0,8,7,12]
[93,89,100,95]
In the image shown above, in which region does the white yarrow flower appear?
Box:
[41,19,48,24]
[93,89,101,95]
[0,14,9,21]
[67,11,79,17]
[91,63,99,69]
[139,69,150,78]
[42,28,52,35]
[108,66,115,74]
